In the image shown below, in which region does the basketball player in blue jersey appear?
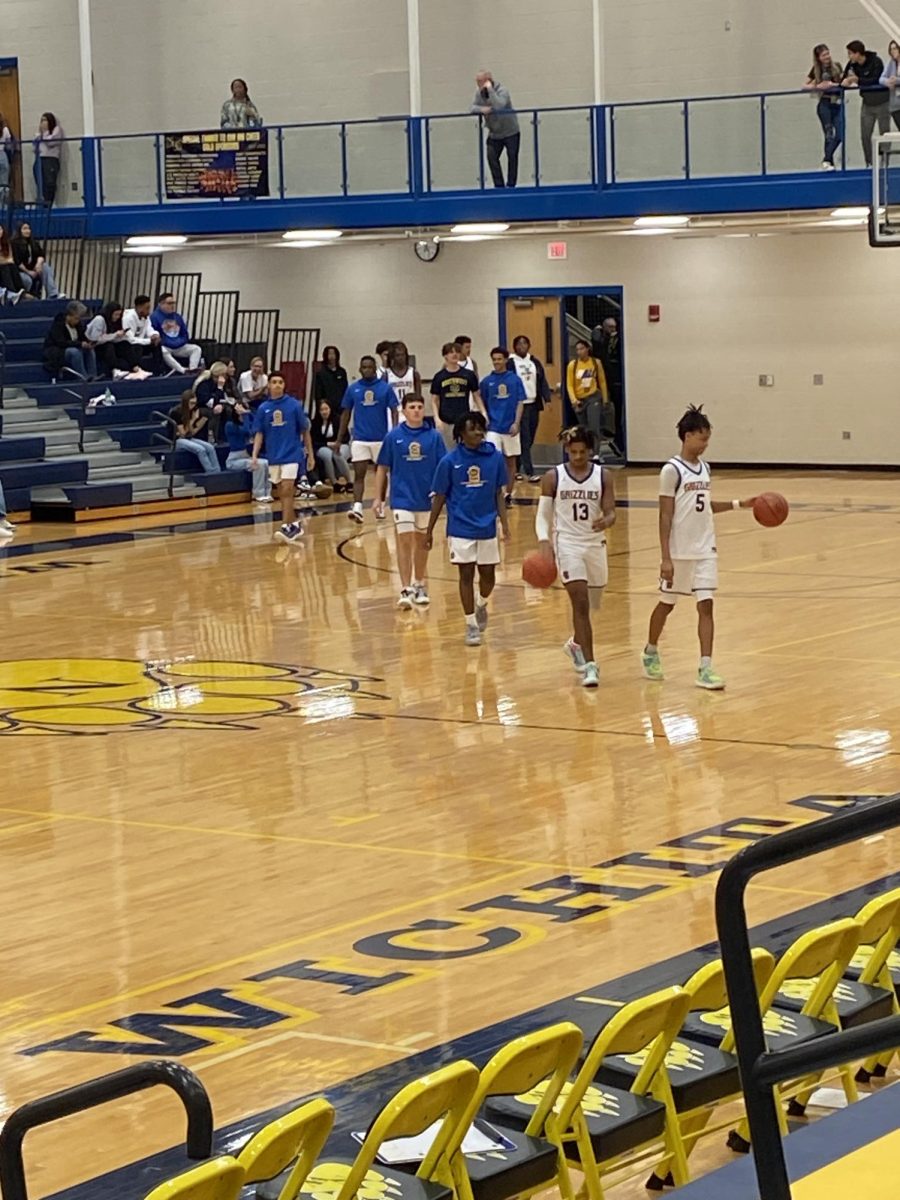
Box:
[333,355,398,524]
[250,371,314,544]
[425,411,510,645]
[641,405,755,689]
[374,395,445,608]
[480,347,526,507]
[535,427,616,688]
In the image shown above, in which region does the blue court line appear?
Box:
[46,869,899,1200]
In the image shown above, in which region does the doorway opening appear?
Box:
[0,59,22,206]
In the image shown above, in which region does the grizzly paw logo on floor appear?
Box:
[0,659,388,735]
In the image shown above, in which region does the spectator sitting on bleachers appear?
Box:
[168,389,221,474]
[11,222,63,299]
[0,481,15,536]
[150,292,203,375]
[193,361,230,440]
[86,301,151,380]
[224,359,239,400]
[311,398,353,493]
[0,223,27,305]
[123,295,163,374]
[42,301,97,380]
[238,356,268,406]
[223,401,270,501]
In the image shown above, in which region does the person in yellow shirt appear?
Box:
[566,339,613,446]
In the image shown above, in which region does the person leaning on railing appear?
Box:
[880,40,900,133]
[803,44,844,170]
[220,79,262,129]
[566,340,612,446]
[842,40,890,168]
[470,70,520,188]
[32,112,62,205]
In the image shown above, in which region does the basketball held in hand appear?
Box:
[753,492,789,527]
[522,550,558,589]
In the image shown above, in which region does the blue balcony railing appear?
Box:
[14,88,877,234]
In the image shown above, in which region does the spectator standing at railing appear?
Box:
[0,113,13,202]
[843,41,889,167]
[470,71,520,188]
[151,292,203,374]
[220,79,262,130]
[803,45,844,170]
[880,41,900,132]
[32,113,62,205]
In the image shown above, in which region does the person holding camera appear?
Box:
[469,70,520,188]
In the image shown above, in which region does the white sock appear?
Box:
[475,592,487,610]
[700,656,712,670]
[353,501,363,512]
[646,643,658,654]
[465,613,478,629]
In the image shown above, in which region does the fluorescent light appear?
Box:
[634,215,690,228]
[445,234,496,242]
[283,240,329,248]
[616,228,672,237]
[449,222,509,234]
[282,229,342,241]
[126,235,187,246]
[123,243,175,254]
[819,217,867,227]
[830,206,869,218]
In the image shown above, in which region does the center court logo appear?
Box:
[0,658,388,736]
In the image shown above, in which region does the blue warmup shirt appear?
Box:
[224,413,253,453]
[480,370,526,435]
[252,396,310,465]
[431,441,508,539]
[341,377,397,442]
[377,423,444,512]
[150,307,189,349]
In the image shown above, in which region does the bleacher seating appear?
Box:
[0,297,252,519]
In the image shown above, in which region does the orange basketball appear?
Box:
[753,492,789,528]
[522,550,558,589]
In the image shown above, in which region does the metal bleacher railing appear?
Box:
[0,88,878,217]
[716,792,900,1200]
[0,1061,212,1200]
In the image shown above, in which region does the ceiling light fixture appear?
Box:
[123,243,176,254]
[449,222,509,234]
[633,215,691,228]
[444,234,497,242]
[282,229,342,241]
[126,235,187,246]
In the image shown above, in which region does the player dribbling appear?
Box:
[535,426,616,688]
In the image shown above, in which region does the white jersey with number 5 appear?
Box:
[554,463,605,542]
[660,457,714,559]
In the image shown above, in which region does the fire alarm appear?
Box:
[648,304,660,322]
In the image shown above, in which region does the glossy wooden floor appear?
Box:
[3,468,900,1198]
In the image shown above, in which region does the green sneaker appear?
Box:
[641,649,664,681]
[696,665,725,690]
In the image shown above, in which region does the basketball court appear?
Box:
[2,464,899,1199]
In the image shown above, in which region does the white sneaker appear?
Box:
[413,585,430,606]
[465,626,482,646]
[253,495,273,503]
[348,507,364,525]
[582,662,600,688]
[563,638,587,674]
[397,589,415,610]
[112,369,128,380]
[0,518,14,536]
[821,161,835,171]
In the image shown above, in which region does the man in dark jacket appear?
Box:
[42,301,97,380]
[843,40,890,166]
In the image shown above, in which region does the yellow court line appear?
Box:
[752,883,833,901]
[749,610,900,654]
[0,804,581,874]
[731,533,900,574]
[6,864,536,1035]
[0,818,55,839]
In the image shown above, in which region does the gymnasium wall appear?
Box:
[164,228,896,468]
[5,0,896,137]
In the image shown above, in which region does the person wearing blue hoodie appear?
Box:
[374,394,445,610]
[480,346,525,508]
[425,410,510,645]
[223,401,271,502]
[151,292,203,374]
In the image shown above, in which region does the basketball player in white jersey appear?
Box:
[535,426,616,688]
[455,335,478,378]
[642,405,755,690]
[386,342,421,423]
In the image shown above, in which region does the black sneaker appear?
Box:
[274,522,303,544]
[504,493,514,508]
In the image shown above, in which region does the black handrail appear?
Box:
[716,792,900,1200]
[151,409,179,498]
[0,1060,213,1200]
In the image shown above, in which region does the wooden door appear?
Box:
[0,65,22,202]
[504,296,562,443]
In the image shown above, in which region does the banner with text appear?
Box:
[164,129,269,199]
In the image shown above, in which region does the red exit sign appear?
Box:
[547,241,568,260]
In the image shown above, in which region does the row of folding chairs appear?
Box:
[145,887,900,1200]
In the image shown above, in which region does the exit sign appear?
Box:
[547,241,568,260]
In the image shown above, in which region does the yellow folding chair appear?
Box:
[841,887,900,1080]
[298,1062,479,1200]
[143,1157,245,1200]
[485,986,691,1199]
[239,1098,335,1200]
[436,1022,582,1200]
